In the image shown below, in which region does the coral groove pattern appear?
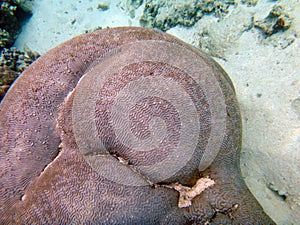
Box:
[0,27,274,224]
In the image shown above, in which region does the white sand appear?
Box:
[15,0,300,224]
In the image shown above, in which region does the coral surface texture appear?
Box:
[0,27,275,224]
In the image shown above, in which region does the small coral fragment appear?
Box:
[166,177,215,208]
[254,4,292,35]
[96,3,109,11]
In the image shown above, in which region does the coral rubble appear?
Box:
[254,4,292,35]
[0,0,33,51]
[0,1,35,100]
[0,47,39,101]
[138,0,236,31]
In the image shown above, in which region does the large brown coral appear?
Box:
[0,27,274,224]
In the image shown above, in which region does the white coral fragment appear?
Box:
[167,177,215,208]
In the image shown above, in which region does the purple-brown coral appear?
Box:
[0,27,274,224]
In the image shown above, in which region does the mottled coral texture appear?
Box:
[0,27,274,224]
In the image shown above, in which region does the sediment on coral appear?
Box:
[0,47,39,101]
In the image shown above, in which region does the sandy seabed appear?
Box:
[15,0,300,224]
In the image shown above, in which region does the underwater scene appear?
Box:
[0,0,299,224]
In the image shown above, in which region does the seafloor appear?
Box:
[10,0,300,224]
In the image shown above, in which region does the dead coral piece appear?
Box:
[0,47,39,101]
[241,0,258,7]
[96,3,109,11]
[139,0,235,31]
[254,4,292,35]
[165,177,215,208]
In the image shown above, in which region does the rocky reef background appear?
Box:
[1,0,300,224]
[0,0,39,100]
